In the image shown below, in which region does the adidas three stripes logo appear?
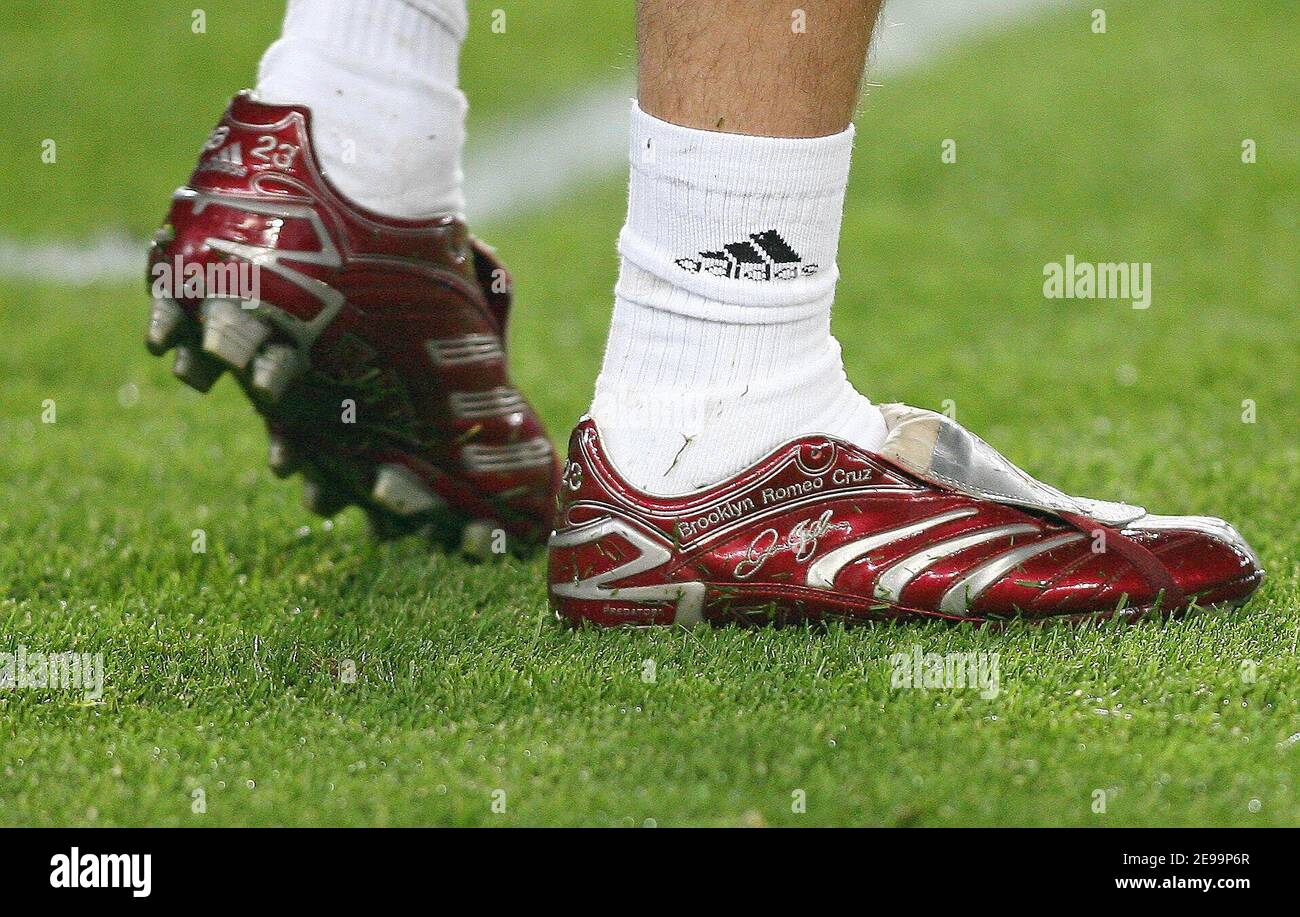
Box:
[675,229,818,281]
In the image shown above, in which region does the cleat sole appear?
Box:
[172,345,224,392]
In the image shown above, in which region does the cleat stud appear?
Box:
[251,343,304,402]
[365,507,423,541]
[146,298,187,355]
[301,478,349,517]
[200,299,271,370]
[266,435,300,478]
[371,464,444,517]
[366,508,400,540]
[172,345,224,392]
[460,519,499,560]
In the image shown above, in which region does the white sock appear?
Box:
[255,0,468,219]
[590,103,886,496]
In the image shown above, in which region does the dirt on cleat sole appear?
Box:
[364,505,437,541]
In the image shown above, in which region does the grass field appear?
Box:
[0,0,1297,826]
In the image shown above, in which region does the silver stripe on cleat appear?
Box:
[449,387,526,419]
[873,523,1040,605]
[172,344,224,392]
[371,463,444,516]
[462,437,553,473]
[146,297,187,355]
[201,299,270,370]
[250,343,303,402]
[938,532,1085,615]
[425,334,504,366]
[807,508,979,589]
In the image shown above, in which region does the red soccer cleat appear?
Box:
[548,405,1264,626]
[146,92,557,553]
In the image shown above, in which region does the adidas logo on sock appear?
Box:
[197,142,248,177]
[675,230,818,281]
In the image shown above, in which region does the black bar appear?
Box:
[1,827,1283,903]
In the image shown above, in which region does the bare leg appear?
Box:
[637,0,883,138]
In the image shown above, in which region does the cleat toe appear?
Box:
[371,464,444,517]
[172,345,224,392]
[201,299,271,370]
[146,297,187,355]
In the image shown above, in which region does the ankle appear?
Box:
[591,287,885,495]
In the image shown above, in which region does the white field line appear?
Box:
[0,0,1059,286]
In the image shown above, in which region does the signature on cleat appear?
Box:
[734,510,851,579]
